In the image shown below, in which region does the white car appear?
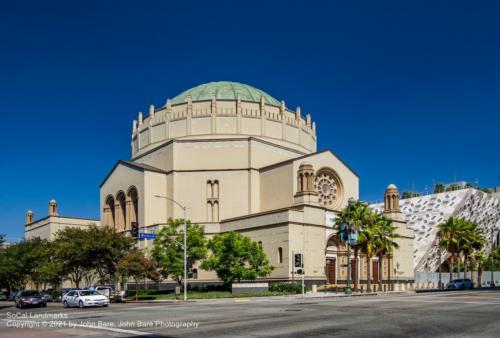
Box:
[62,290,109,308]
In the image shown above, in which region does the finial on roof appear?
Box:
[149,104,155,118]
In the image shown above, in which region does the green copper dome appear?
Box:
[170,81,281,106]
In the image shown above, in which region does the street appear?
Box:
[1,290,500,337]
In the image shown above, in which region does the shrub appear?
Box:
[269,281,302,294]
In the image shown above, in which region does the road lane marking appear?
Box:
[1,319,154,336]
[234,299,250,303]
[361,298,500,305]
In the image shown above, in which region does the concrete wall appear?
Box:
[25,216,99,241]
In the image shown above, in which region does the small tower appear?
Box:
[48,199,58,216]
[294,162,318,205]
[25,210,34,225]
[384,184,400,213]
[381,183,415,286]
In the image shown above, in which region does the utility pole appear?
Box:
[438,237,442,290]
[301,255,305,298]
[491,227,494,288]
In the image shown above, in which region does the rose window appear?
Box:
[314,172,340,207]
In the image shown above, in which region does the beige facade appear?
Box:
[99,81,367,283]
[24,200,100,241]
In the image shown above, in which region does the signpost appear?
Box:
[139,233,157,240]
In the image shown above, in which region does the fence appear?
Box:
[415,271,500,288]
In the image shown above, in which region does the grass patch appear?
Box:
[124,289,297,301]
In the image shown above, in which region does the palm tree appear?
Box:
[374,216,400,291]
[471,252,488,288]
[460,221,485,281]
[358,212,398,293]
[438,217,467,283]
[335,200,372,291]
[358,214,377,293]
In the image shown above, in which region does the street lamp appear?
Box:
[155,195,188,302]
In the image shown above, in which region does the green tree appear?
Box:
[460,221,484,280]
[335,201,399,292]
[152,218,207,286]
[117,249,156,301]
[374,216,400,291]
[30,241,64,290]
[402,191,420,199]
[0,238,47,292]
[334,200,372,291]
[471,252,488,288]
[53,227,94,289]
[438,217,467,282]
[201,231,274,284]
[434,183,445,193]
[84,224,135,284]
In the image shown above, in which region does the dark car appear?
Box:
[0,292,7,301]
[41,293,53,302]
[446,278,472,290]
[15,290,47,309]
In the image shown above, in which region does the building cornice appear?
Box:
[259,148,359,178]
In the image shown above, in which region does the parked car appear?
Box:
[62,290,109,308]
[0,292,7,301]
[95,285,125,302]
[41,293,53,302]
[446,278,472,289]
[15,290,47,309]
[8,291,18,301]
[56,288,76,302]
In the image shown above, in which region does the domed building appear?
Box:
[99,81,362,283]
[100,81,413,288]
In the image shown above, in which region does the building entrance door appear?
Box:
[326,258,336,284]
[372,261,379,283]
[350,259,356,283]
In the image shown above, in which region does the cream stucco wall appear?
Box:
[25,216,100,241]
[132,99,317,158]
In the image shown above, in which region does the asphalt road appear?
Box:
[1,290,500,337]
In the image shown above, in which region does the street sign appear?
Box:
[139,233,157,239]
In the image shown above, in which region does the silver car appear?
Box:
[62,290,109,308]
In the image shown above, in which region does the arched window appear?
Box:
[206,180,220,222]
[127,186,139,230]
[213,180,219,198]
[278,247,283,264]
[116,191,127,230]
[104,195,115,228]
[207,201,213,222]
[206,180,212,198]
[213,201,219,222]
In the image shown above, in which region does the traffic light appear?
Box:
[294,253,303,268]
[131,222,139,238]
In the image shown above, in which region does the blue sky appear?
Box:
[1,1,499,241]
